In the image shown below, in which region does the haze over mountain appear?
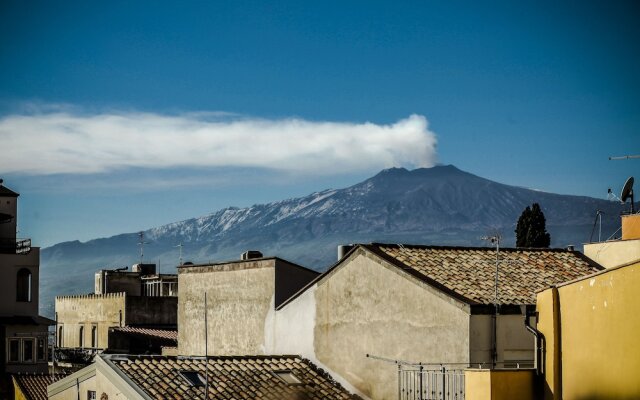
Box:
[40,165,628,316]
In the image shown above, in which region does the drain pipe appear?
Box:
[522,305,544,376]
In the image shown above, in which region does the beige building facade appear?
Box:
[56,293,177,351]
[0,181,53,387]
[56,262,179,356]
[267,247,543,399]
[177,256,319,356]
[177,244,600,399]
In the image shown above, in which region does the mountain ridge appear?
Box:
[39,164,628,316]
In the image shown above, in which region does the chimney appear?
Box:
[241,250,263,260]
[337,244,354,261]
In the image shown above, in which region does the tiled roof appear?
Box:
[112,326,178,342]
[365,243,602,305]
[0,183,19,197]
[12,373,68,400]
[107,354,360,399]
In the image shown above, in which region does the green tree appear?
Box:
[515,203,551,248]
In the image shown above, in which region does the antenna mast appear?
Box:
[137,231,149,264]
[175,243,184,266]
[481,234,522,367]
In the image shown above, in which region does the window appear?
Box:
[58,326,63,347]
[91,326,97,348]
[179,370,206,387]
[87,390,96,400]
[16,268,32,302]
[6,337,41,364]
[36,337,46,361]
[79,326,84,348]
[22,339,34,363]
[273,370,302,385]
[8,339,19,362]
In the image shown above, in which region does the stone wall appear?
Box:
[55,293,126,349]
[178,259,276,356]
[56,293,178,350]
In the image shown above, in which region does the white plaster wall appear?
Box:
[584,239,640,269]
[265,284,369,398]
[49,375,96,400]
[264,285,317,358]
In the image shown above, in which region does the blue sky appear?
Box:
[1,1,639,247]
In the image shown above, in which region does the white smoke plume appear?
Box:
[0,109,437,175]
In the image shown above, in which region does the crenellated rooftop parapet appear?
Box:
[56,292,126,301]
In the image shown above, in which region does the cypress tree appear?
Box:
[515,203,551,248]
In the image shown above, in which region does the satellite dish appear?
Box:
[621,177,634,202]
[621,176,635,213]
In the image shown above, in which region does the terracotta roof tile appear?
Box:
[112,326,178,342]
[107,355,360,399]
[365,244,602,305]
[12,373,68,400]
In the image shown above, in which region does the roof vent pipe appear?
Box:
[566,245,574,251]
[337,244,354,261]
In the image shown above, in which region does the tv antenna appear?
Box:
[609,154,640,160]
[621,177,635,214]
[137,231,149,263]
[174,242,184,266]
[480,233,523,367]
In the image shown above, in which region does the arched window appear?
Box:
[16,268,32,302]
[91,326,98,348]
[79,326,84,348]
[58,326,63,347]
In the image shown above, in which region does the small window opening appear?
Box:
[58,326,63,347]
[273,370,302,385]
[8,339,20,362]
[79,326,84,347]
[91,326,97,348]
[179,370,206,387]
[22,338,34,363]
[37,338,46,361]
[16,268,32,302]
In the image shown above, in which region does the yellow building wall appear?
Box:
[465,369,535,400]
[622,214,640,240]
[465,370,491,400]
[12,380,28,400]
[537,262,640,400]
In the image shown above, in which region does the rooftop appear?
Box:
[365,243,603,305]
[0,180,19,197]
[105,354,359,399]
[111,326,178,342]
[12,373,68,400]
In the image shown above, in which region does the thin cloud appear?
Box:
[0,109,437,175]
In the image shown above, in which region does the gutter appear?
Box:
[522,304,544,376]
